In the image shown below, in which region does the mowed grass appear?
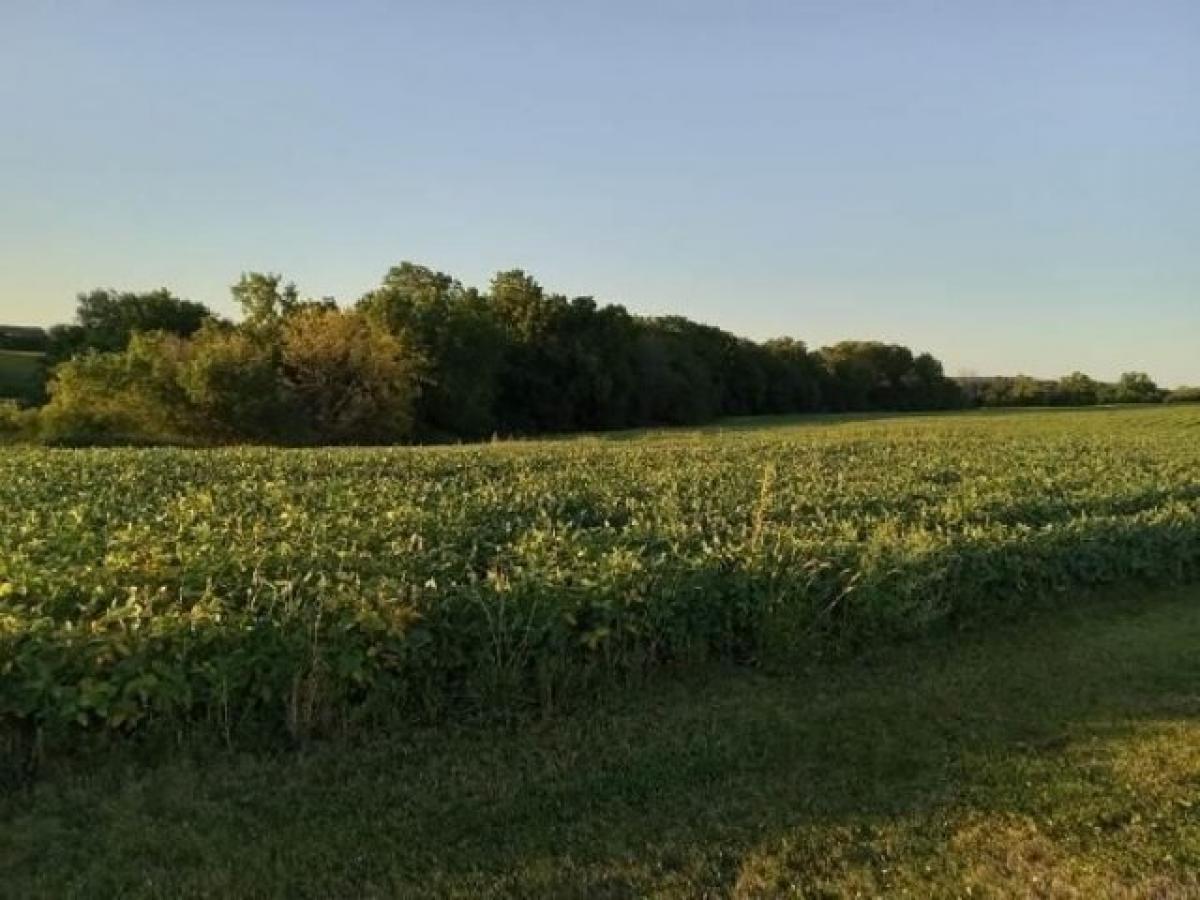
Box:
[3,583,1199,898]
[0,349,45,404]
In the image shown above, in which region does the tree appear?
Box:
[762,338,823,413]
[232,273,299,334]
[178,323,294,440]
[489,269,553,343]
[487,271,578,432]
[1009,375,1049,406]
[817,341,962,411]
[1112,371,1161,404]
[561,300,641,429]
[22,261,977,444]
[632,320,720,425]
[911,353,963,408]
[1165,386,1200,404]
[47,288,214,361]
[280,307,422,444]
[38,334,197,444]
[1056,371,1099,406]
[360,263,504,439]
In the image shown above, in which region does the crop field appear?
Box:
[3,405,1199,756]
[4,405,1200,897]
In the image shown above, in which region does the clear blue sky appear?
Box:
[2,1,1197,384]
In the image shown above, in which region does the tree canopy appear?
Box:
[13,259,1169,446]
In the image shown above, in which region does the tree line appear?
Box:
[959,372,1184,407]
[0,262,1190,445]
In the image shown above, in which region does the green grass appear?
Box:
[3,583,1199,898]
[0,349,45,402]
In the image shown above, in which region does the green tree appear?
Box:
[0,326,48,352]
[360,263,503,439]
[47,288,214,361]
[487,271,576,432]
[1165,386,1200,404]
[1056,371,1099,406]
[489,269,553,343]
[1009,375,1048,406]
[232,273,299,334]
[1112,371,1161,404]
[762,338,823,412]
[280,307,421,444]
[179,323,294,440]
[38,333,197,444]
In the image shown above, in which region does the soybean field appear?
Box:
[3,405,1199,752]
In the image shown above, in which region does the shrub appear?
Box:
[0,400,35,442]
[37,335,199,445]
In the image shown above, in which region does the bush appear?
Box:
[0,400,35,442]
[33,310,425,447]
[37,335,199,446]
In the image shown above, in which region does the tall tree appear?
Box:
[1056,371,1100,406]
[1113,371,1161,403]
[359,262,503,439]
[232,273,299,334]
[280,307,421,444]
[48,288,214,360]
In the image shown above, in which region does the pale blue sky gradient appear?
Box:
[2,1,1197,383]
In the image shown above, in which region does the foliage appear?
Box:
[280,307,421,444]
[10,261,1190,443]
[231,272,299,335]
[17,260,969,445]
[178,323,294,440]
[5,585,1200,896]
[1165,386,1200,404]
[1055,370,1100,406]
[46,288,215,361]
[37,334,198,445]
[1110,370,1163,403]
[359,263,503,439]
[0,399,37,441]
[819,342,958,411]
[32,290,424,446]
[2,405,1198,754]
[970,370,1166,408]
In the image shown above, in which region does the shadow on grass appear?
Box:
[4,585,1200,897]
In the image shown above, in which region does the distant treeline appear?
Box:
[0,263,1193,445]
[959,373,1193,408]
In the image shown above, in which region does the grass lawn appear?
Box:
[3,583,1199,898]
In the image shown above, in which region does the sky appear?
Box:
[2,1,1197,385]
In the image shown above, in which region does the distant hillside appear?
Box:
[0,324,49,353]
[0,348,46,404]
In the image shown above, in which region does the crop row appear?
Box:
[2,407,1199,758]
